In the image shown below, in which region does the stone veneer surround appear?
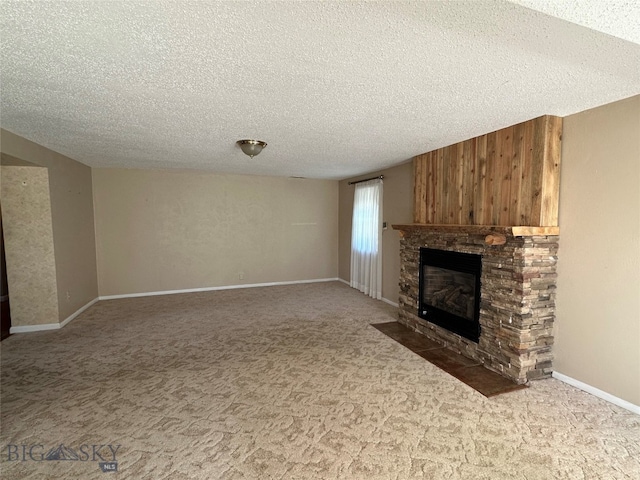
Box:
[394,225,559,384]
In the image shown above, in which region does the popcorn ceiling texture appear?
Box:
[1,1,639,179]
[511,0,640,44]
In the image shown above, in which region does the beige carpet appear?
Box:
[1,282,638,479]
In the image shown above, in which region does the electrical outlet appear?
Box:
[238,272,244,280]
[66,291,71,301]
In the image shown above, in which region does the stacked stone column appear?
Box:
[398,227,559,384]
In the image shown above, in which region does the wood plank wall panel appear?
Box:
[426,152,435,223]
[413,152,429,224]
[474,135,487,225]
[540,115,563,226]
[412,115,562,226]
[461,139,474,225]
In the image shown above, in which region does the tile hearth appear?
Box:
[372,321,527,397]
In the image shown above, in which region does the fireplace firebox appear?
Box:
[418,248,482,343]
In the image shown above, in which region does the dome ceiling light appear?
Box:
[237,139,267,158]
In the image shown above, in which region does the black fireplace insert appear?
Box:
[418,248,481,342]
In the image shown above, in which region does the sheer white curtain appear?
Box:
[350,179,383,299]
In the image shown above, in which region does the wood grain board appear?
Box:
[413,115,562,227]
[392,224,559,237]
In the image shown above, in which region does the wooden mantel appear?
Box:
[392,223,559,238]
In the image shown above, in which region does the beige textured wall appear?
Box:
[1,167,59,326]
[339,162,413,304]
[93,168,338,296]
[555,95,640,405]
[1,130,98,322]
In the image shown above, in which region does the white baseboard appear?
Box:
[338,278,398,307]
[99,278,341,300]
[552,371,640,415]
[60,297,99,328]
[9,297,99,334]
[10,323,60,334]
[381,297,399,308]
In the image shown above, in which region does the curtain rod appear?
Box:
[348,175,384,185]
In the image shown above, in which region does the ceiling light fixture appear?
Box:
[237,139,267,158]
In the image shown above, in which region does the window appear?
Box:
[350,179,383,299]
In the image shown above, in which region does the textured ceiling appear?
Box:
[1,1,639,180]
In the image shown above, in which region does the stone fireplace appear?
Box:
[393,224,559,384]
[394,114,562,384]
